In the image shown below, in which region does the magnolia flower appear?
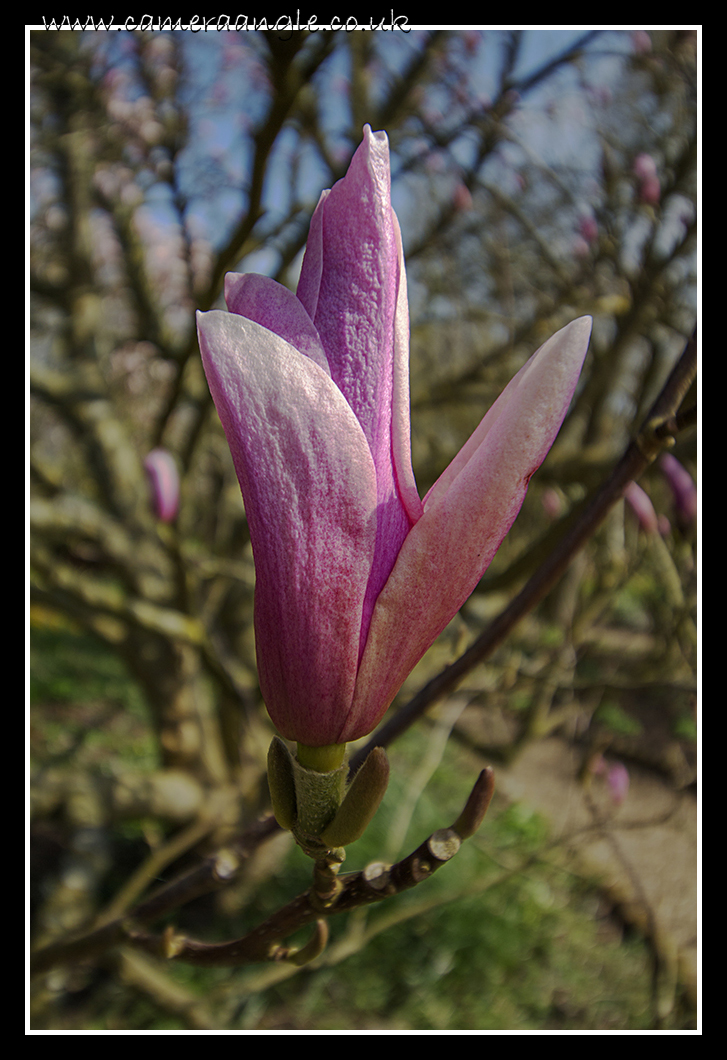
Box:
[197,126,592,749]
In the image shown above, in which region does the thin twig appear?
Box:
[30,814,279,976]
[122,769,495,968]
[31,771,494,974]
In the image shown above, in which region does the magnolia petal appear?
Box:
[297,128,395,388]
[224,272,330,375]
[197,308,378,745]
[424,318,592,510]
[295,189,329,321]
[348,317,592,737]
[297,125,420,654]
[390,211,424,526]
[297,127,400,481]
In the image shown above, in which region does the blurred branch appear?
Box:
[149,33,336,453]
[377,31,447,131]
[30,362,147,521]
[508,31,601,95]
[31,552,205,646]
[30,812,279,977]
[207,32,335,303]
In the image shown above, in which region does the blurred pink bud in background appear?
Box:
[453,181,473,212]
[660,453,697,528]
[144,448,180,523]
[578,214,599,245]
[633,153,657,181]
[606,761,630,805]
[591,755,630,806]
[624,480,659,534]
[541,488,564,521]
[639,175,661,205]
[631,30,652,54]
[633,154,660,204]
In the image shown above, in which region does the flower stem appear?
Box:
[296,742,347,772]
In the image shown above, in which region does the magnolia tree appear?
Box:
[29,29,697,1030]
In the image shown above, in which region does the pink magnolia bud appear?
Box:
[639,175,661,205]
[197,127,592,748]
[631,31,652,54]
[144,448,180,523]
[633,154,660,204]
[633,153,657,181]
[578,215,599,245]
[541,488,563,521]
[606,761,630,806]
[452,181,473,212]
[590,755,630,806]
[624,480,658,534]
[657,514,671,536]
[660,453,697,528]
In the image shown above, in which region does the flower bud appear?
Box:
[144,448,179,522]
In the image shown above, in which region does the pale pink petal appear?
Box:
[347,317,592,737]
[424,318,592,511]
[197,308,378,745]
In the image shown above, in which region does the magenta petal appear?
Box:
[348,317,592,737]
[297,128,399,463]
[297,126,420,654]
[197,308,378,745]
[224,272,330,375]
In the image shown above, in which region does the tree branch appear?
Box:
[125,769,495,968]
[31,770,494,974]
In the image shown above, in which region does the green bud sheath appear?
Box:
[319,747,390,848]
[267,740,388,854]
[267,736,297,831]
[291,747,348,841]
